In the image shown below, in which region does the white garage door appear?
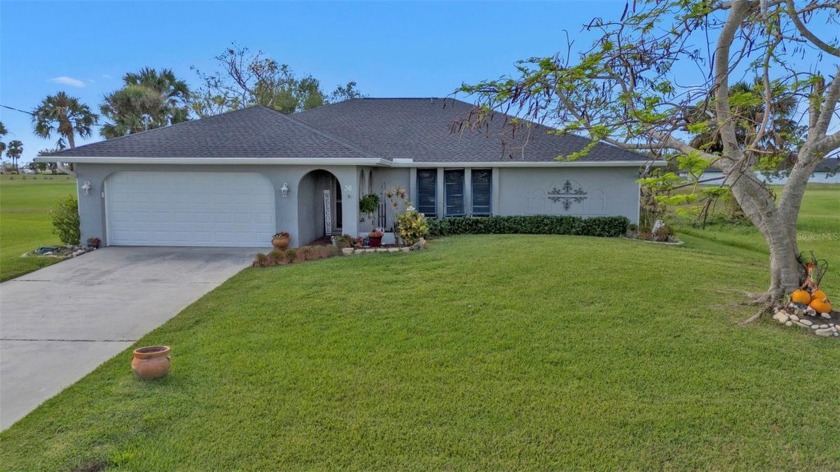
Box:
[106,171,275,247]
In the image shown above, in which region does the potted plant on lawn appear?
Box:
[272,231,291,250]
[368,228,384,247]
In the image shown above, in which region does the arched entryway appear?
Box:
[297,170,343,245]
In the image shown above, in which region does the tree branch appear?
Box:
[814,68,840,138]
[713,0,751,156]
[817,129,840,156]
[784,0,840,58]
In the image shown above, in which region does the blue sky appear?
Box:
[1,0,627,163]
[1,1,835,164]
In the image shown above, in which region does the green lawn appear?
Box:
[2,219,839,468]
[673,183,839,289]
[0,175,76,281]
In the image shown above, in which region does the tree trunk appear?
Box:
[726,167,804,307]
[766,226,802,301]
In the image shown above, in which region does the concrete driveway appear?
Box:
[0,247,259,430]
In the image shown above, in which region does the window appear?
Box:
[417,169,436,217]
[471,169,492,216]
[445,169,465,216]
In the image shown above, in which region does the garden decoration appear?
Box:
[773,252,836,336]
[131,345,171,380]
[272,231,290,250]
[794,253,831,314]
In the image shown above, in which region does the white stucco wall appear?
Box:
[73,163,641,248]
[495,167,641,221]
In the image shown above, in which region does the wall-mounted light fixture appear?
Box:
[81,181,92,196]
[281,182,289,198]
[344,184,353,199]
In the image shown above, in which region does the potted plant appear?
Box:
[359,193,380,220]
[272,231,290,250]
[368,228,384,247]
[87,237,101,249]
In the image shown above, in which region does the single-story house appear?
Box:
[37,98,653,248]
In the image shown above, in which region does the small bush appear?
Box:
[427,215,629,238]
[253,253,268,267]
[336,234,354,248]
[251,246,342,268]
[395,207,429,245]
[51,196,81,245]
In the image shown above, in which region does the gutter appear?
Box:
[34,156,665,168]
[33,157,391,166]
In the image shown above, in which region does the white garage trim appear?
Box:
[105,171,275,247]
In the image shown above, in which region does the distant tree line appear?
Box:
[24,44,364,154]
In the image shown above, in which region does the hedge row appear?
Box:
[427,215,630,238]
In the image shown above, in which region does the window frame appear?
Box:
[444,169,466,217]
[416,169,437,218]
[471,168,492,217]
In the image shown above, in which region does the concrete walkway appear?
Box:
[0,247,259,430]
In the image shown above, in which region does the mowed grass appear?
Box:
[2,232,838,470]
[0,175,76,281]
[674,183,839,289]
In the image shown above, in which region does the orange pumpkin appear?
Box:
[790,289,811,305]
[810,289,827,300]
[809,297,832,314]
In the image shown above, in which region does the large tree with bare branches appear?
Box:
[460,0,839,316]
[191,44,362,117]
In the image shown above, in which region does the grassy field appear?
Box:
[0,175,76,281]
[2,223,839,467]
[673,183,839,289]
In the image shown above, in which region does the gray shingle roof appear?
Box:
[292,98,648,162]
[48,97,648,163]
[49,105,373,159]
[815,158,838,173]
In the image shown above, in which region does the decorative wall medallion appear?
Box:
[548,180,588,210]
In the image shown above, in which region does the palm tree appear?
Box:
[0,121,7,156]
[32,92,98,149]
[6,140,23,171]
[686,80,803,162]
[101,68,190,139]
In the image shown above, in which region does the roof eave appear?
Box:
[33,156,664,168]
[33,156,392,166]
[394,160,665,168]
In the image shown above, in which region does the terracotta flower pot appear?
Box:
[132,345,171,380]
[272,236,290,250]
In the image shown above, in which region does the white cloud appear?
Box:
[101,74,112,80]
[48,76,86,88]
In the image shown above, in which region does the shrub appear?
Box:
[253,253,268,267]
[51,196,80,245]
[427,215,629,238]
[251,246,342,267]
[395,206,429,245]
[336,234,354,248]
